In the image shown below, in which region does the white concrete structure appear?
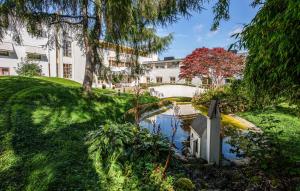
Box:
[140,57,202,86]
[190,100,221,165]
[0,29,50,76]
[149,85,205,98]
[0,28,157,87]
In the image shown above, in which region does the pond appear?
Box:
[140,106,241,160]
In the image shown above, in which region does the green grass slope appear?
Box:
[239,105,300,163]
[0,76,157,190]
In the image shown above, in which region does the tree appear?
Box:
[0,0,234,93]
[231,0,300,107]
[16,58,42,77]
[179,47,244,87]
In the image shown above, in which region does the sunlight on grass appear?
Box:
[0,76,159,190]
[239,106,300,162]
[0,150,20,173]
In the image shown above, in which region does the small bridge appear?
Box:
[149,85,205,98]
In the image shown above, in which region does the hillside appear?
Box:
[0,77,159,190]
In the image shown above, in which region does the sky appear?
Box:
[158,0,260,59]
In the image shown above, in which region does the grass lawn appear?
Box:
[238,105,300,163]
[0,76,158,190]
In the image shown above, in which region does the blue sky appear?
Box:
[158,0,259,59]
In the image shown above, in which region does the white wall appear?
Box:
[0,29,50,77]
[149,85,204,98]
[190,128,201,158]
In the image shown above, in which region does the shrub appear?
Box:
[16,58,42,76]
[174,177,195,191]
[86,121,174,190]
[193,80,250,113]
[162,97,192,103]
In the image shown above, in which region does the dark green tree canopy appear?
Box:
[233,0,300,106]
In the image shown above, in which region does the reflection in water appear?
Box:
[140,114,189,150]
[140,111,241,160]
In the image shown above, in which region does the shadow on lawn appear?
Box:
[0,77,130,190]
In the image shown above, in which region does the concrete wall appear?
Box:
[200,128,207,160]
[149,85,204,98]
[190,128,201,158]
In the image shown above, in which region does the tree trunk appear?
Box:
[82,0,102,93]
[82,0,93,93]
[83,46,94,93]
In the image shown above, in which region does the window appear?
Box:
[167,62,179,68]
[202,77,212,85]
[193,139,198,154]
[185,78,192,85]
[156,77,162,83]
[146,77,150,83]
[27,53,42,60]
[155,64,165,69]
[109,60,132,67]
[170,77,176,83]
[0,67,9,76]
[63,64,72,79]
[63,40,72,57]
[0,51,9,57]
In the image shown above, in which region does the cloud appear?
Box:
[229,26,243,36]
[207,29,219,37]
[193,24,204,33]
[196,36,203,43]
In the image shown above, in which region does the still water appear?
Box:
[140,111,240,160]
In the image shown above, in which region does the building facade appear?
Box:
[0,28,158,87]
[0,29,243,89]
[140,57,202,86]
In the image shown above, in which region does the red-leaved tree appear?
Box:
[180,48,245,87]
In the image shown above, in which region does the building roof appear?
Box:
[142,58,183,65]
[208,100,220,119]
[191,114,207,136]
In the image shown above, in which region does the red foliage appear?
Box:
[180,48,244,84]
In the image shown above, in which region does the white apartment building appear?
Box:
[140,56,240,88]
[140,57,202,86]
[0,28,242,89]
[0,28,158,87]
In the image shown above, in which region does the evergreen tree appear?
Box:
[1,0,231,92]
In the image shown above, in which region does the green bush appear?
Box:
[162,97,192,103]
[193,80,250,113]
[16,59,42,76]
[174,177,195,191]
[87,121,174,190]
